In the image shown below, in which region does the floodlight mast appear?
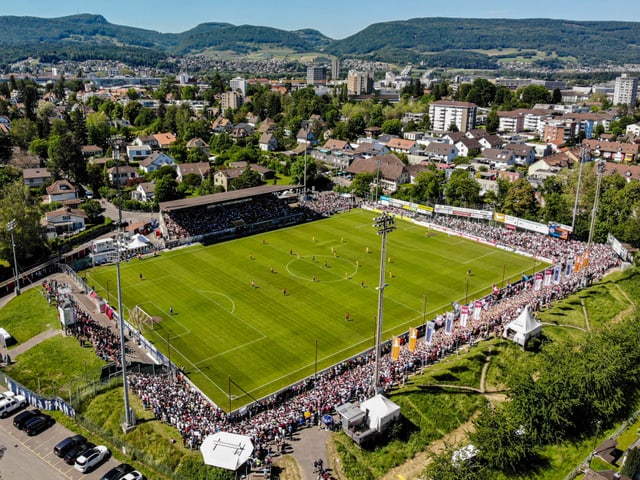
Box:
[372,213,395,395]
[109,135,135,431]
[7,219,20,295]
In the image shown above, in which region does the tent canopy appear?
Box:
[200,432,254,471]
[360,394,401,432]
[502,306,542,347]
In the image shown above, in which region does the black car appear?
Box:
[24,414,55,436]
[64,442,95,465]
[99,463,135,480]
[12,409,42,430]
[54,434,87,458]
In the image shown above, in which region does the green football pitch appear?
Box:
[85,209,539,410]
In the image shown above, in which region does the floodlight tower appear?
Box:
[372,212,395,394]
[109,135,135,431]
[6,219,20,295]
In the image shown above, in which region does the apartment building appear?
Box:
[428,100,477,132]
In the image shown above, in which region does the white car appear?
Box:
[74,445,110,473]
[0,394,27,418]
[0,391,15,401]
[120,471,145,480]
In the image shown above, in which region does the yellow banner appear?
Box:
[409,328,418,352]
[494,212,506,223]
[391,336,401,361]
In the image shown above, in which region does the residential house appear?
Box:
[480,149,515,169]
[403,132,424,141]
[186,137,210,156]
[43,207,87,239]
[386,137,417,154]
[23,168,52,188]
[346,154,409,192]
[258,118,277,134]
[131,182,155,203]
[297,128,316,145]
[231,124,254,140]
[107,165,140,186]
[441,132,467,145]
[423,142,458,164]
[212,117,233,133]
[626,122,640,136]
[503,143,537,166]
[213,163,274,191]
[259,133,278,151]
[454,138,482,157]
[81,145,104,158]
[353,142,389,158]
[45,180,78,205]
[323,139,352,152]
[153,132,177,150]
[126,144,153,161]
[132,135,160,150]
[583,138,639,162]
[528,152,572,178]
[601,161,640,182]
[176,162,211,182]
[364,126,382,139]
[477,134,504,150]
[139,152,176,173]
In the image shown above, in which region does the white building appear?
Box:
[229,77,248,96]
[613,74,638,107]
[428,100,477,132]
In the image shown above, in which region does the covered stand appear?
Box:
[502,305,542,347]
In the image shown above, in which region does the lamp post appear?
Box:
[571,143,589,232]
[372,212,395,395]
[6,219,20,296]
[584,159,606,285]
[109,135,135,431]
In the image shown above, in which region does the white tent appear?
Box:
[502,306,542,347]
[200,432,253,471]
[360,394,401,432]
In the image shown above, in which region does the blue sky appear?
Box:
[5,0,640,39]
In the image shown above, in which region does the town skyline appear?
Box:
[4,0,640,39]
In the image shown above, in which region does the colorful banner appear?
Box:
[574,256,582,273]
[425,321,435,344]
[544,269,553,287]
[408,327,418,352]
[445,315,453,335]
[582,251,589,268]
[391,336,401,361]
[565,260,573,277]
[553,264,562,284]
[473,300,483,321]
[460,305,470,327]
[534,273,543,290]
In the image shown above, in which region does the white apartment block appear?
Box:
[428,100,477,132]
[347,71,374,95]
[613,74,638,106]
[230,77,248,96]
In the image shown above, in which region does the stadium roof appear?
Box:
[159,184,301,212]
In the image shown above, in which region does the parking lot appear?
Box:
[0,412,119,479]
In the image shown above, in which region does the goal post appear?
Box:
[129,304,156,332]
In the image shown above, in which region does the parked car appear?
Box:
[24,414,55,435]
[0,394,27,418]
[54,434,87,458]
[13,409,41,430]
[64,442,95,465]
[0,390,16,401]
[74,445,110,473]
[99,463,134,480]
[120,471,145,480]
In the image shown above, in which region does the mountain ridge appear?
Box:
[1,14,639,69]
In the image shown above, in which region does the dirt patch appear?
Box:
[273,454,303,480]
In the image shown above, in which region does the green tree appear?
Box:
[10,118,37,151]
[486,109,499,134]
[230,166,263,190]
[471,404,537,473]
[87,112,112,148]
[445,169,481,207]
[0,131,13,163]
[123,101,142,125]
[47,133,85,182]
[154,176,181,203]
[0,181,48,263]
[422,449,489,480]
[28,138,49,162]
[351,173,374,198]
[519,84,552,106]
[381,118,403,136]
[502,178,539,219]
[80,199,103,224]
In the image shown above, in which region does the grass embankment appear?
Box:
[0,287,58,345]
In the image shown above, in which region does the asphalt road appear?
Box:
[0,410,119,480]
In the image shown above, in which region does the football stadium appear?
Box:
[86,202,541,410]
